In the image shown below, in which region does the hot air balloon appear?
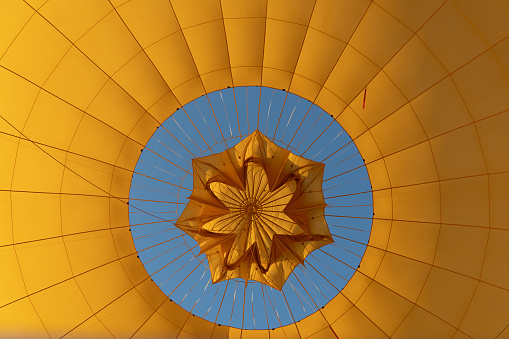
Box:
[1,0,508,338]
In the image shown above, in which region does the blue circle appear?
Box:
[129,87,373,330]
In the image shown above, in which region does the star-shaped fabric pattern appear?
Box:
[175,130,333,289]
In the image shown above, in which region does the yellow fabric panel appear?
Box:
[172,76,206,106]
[359,244,384,275]
[111,227,137,258]
[349,3,413,68]
[269,326,295,339]
[352,71,407,128]
[65,316,115,339]
[0,14,70,86]
[324,45,379,104]
[38,0,111,43]
[391,305,457,339]
[459,282,509,338]
[68,115,128,165]
[29,279,93,338]
[263,19,307,72]
[0,246,26,306]
[95,288,155,338]
[25,0,47,10]
[306,326,337,339]
[410,76,472,139]
[0,191,13,246]
[384,142,438,187]
[231,66,262,86]
[477,111,509,173]
[367,219,391,251]
[372,189,392,220]
[416,267,477,327]
[331,305,389,339]
[490,173,509,230]
[387,221,440,264]
[222,0,266,18]
[110,0,129,8]
[261,68,292,92]
[170,0,222,29]
[23,91,83,150]
[356,280,413,336]
[146,32,199,90]
[440,176,490,227]
[0,298,50,339]
[267,0,314,25]
[112,52,170,109]
[279,324,300,339]
[288,74,322,101]
[11,192,61,243]
[321,292,352,324]
[224,18,265,68]
[183,21,230,75]
[210,325,229,338]
[86,80,146,138]
[451,330,471,339]
[491,28,509,75]
[148,92,181,123]
[0,114,21,138]
[384,36,448,100]
[61,155,115,196]
[0,69,37,132]
[454,0,509,45]
[309,0,370,42]
[0,135,19,190]
[294,28,346,85]
[128,113,160,146]
[116,0,180,49]
[110,167,132,198]
[0,0,33,57]
[134,279,166,309]
[354,132,382,163]
[16,238,72,294]
[452,49,509,121]
[201,68,233,93]
[240,328,270,339]
[370,104,427,157]
[418,1,487,73]
[314,88,348,121]
[75,261,132,313]
[76,11,141,75]
[177,331,201,339]
[120,254,150,285]
[295,311,328,338]
[181,313,215,338]
[335,107,367,140]
[65,230,119,275]
[434,224,489,279]
[157,299,189,330]
[116,138,144,171]
[131,311,180,339]
[11,142,65,193]
[392,182,441,223]
[44,45,109,109]
[341,272,371,304]
[430,125,487,180]
[375,253,431,302]
[374,0,444,32]
[109,198,130,229]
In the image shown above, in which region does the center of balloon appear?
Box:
[241,199,261,221]
[175,130,333,290]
